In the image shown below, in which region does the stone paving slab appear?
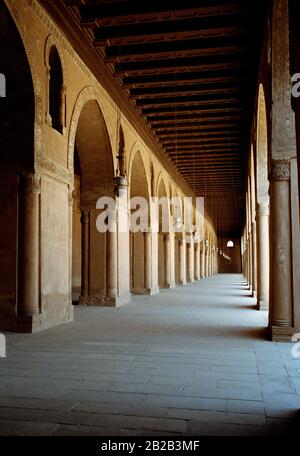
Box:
[0,274,300,436]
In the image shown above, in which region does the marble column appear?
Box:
[186,239,194,283]
[269,160,293,334]
[164,233,171,287]
[248,233,253,291]
[144,231,152,291]
[178,238,186,285]
[80,210,90,304]
[106,221,118,302]
[205,243,209,278]
[251,222,257,298]
[256,200,270,310]
[194,242,200,280]
[200,242,205,279]
[18,173,40,317]
[209,246,213,276]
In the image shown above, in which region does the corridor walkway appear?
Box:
[0,274,300,436]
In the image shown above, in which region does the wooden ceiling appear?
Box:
[42,0,267,236]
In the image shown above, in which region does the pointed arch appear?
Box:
[256,83,269,199]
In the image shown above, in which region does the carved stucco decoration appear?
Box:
[271,0,297,159]
[41,158,71,185]
[269,159,291,181]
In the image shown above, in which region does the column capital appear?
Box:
[256,200,270,217]
[269,160,291,182]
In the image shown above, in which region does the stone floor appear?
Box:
[0,274,300,436]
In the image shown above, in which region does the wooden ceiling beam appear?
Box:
[113,53,244,75]
[131,85,243,100]
[153,120,242,129]
[104,37,246,63]
[156,127,241,137]
[142,104,244,115]
[122,68,243,87]
[147,111,243,122]
[160,135,243,144]
[93,15,248,46]
[129,80,241,98]
[80,1,244,27]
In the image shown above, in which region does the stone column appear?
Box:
[251,222,257,298]
[256,200,270,310]
[144,231,152,291]
[164,233,171,287]
[200,242,205,279]
[205,243,209,278]
[186,237,194,283]
[247,233,253,291]
[80,210,90,304]
[209,246,213,276]
[195,242,200,280]
[269,160,293,333]
[178,238,186,285]
[245,241,249,284]
[213,247,216,274]
[18,173,40,317]
[106,221,118,301]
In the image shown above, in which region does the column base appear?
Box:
[131,287,159,296]
[105,292,131,307]
[177,280,187,286]
[13,315,39,333]
[257,299,269,311]
[270,325,296,342]
[11,311,74,334]
[79,295,90,306]
[162,282,176,289]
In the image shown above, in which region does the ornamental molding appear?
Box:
[269,160,291,181]
[41,158,71,185]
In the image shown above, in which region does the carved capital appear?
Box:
[22,172,41,194]
[269,160,290,181]
[256,200,270,217]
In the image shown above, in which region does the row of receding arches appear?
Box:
[0,1,218,332]
[242,83,270,311]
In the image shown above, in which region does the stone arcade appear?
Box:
[0,0,300,437]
